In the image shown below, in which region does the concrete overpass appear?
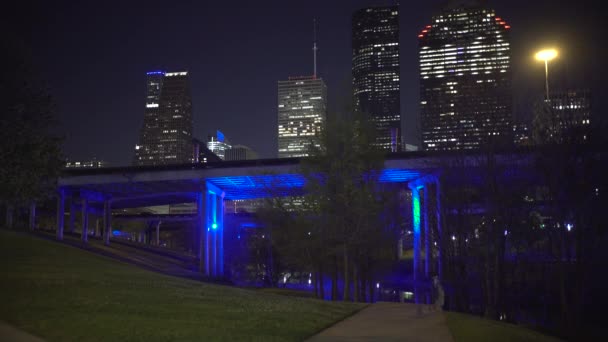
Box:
[51,151,533,285]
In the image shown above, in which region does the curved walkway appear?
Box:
[307,302,454,342]
[0,321,45,342]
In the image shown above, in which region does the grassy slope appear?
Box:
[0,230,363,341]
[446,312,562,342]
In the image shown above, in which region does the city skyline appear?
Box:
[13,0,606,166]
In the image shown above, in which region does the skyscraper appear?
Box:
[192,138,222,164]
[419,1,512,151]
[277,76,327,158]
[225,145,258,161]
[207,130,231,160]
[549,89,591,143]
[352,6,401,152]
[134,71,193,165]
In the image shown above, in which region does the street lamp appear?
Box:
[535,49,558,101]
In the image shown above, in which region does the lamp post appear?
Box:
[535,49,558,101]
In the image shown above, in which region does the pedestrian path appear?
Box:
[0,321,45,342]
[307,302,454,342]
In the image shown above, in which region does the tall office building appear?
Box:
[419,1,512,151]
[278,76,327,158]
[65,158,106,169]
[352,6,401,152]
[548,89,591,143]
[207,130,231,160]
[192,138,222,163]
[225,145,258,161]
[134,71,193,165]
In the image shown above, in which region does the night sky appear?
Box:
[10,0,606,166]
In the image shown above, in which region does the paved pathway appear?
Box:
[307,302,454,342]
[0,321,45,342]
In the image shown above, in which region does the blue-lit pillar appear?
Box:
[205,189,211,276]
[56,189,65,241]
[423,186,431,305]
[5,204,13,229]
[423,186,430,278]
[103,199,112,246]
[218,192,225,276]
[409,183,421,305]
[203,181,226,278]
[29,201,36,230]
[69,202,76,233]
[156,221,161,246]
[196,188,206,274]
[81,197,89,243]
[212,195,217,277]
[435,178,443,281]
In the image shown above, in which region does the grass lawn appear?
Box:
[0,229,364,341]
[446,311,562,342]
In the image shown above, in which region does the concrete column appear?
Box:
[196,188,206,274]
[212,195,217,277]
[6,204,13,229]
[56,189,65,240]
[95,218,100,237]
[29,202,36,230]
[218,191,225,276]
[409,184,421,305]
[435,179,443,281]
[423,186,430,278]
[156,221,161,246]
[69,202,76,233]
[81,198,89,243]
[103,200,111,246]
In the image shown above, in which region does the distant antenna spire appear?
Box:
[313,19,318,78]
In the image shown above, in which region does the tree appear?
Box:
[0,38,63,227]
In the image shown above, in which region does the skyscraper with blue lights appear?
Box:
[207,130,231,160]
[134,71,193,165]
[419,1,512,151]
[352,6,401,152]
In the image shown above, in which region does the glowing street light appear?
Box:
[535,49,558,101]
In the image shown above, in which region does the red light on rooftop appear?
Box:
[426,25,431,28]
[495,17,502,21]
[505,25,511,29]
[422,30,428,33]
[418,34,424,38]
[500,21,506,25]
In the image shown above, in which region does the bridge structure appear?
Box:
[49,152,532,290]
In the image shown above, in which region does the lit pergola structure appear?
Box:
[53,155,456,284]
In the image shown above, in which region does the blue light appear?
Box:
[207,174,306,200]
[206,169,428,201]
[380,169,423,183]
[212,223,218,229]
[112,230,121,236]
[217,130,225,143]
[146,71,165,75]
[241,223,261,228]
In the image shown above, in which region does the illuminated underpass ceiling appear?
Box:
[207,169,426,200]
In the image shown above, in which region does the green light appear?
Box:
[212,223,218,229]
[412,193,420,233]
